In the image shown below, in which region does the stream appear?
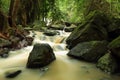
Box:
[0,30,120,80]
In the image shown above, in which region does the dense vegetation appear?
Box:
[0,0,120,38]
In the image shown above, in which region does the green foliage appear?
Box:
[106,0,120,17]
[108,36,120,48]
[0,0,10,13]
[55,0,85,23]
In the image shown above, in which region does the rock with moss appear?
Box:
[85,11,110,27]
[108,36,120,59]
[67,40,108,62]
[27,43,56,68]
[107,18,120,41]
[66,11,109,49]
[97,53,117,74]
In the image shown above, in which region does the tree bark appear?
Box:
[0,9,10,39]
[9,0,20,28]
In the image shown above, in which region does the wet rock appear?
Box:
[9,36,21,49]
[97,53,117,74]
[49,24,65,30]
[43,30,60,36]
[0,48,9,58]
[5,70,22,78]
[64,24,77,32]
[67,41,108,62]
[1,53,9,58]
[66,11,109,49]
[27,43,56,68]
[25,37,34,45]
[64,22,71,27]
[0,38,12,47]
[108,36,120,61]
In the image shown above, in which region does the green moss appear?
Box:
[97,53,117,74]
[108,36,120,48]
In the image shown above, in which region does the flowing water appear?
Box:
[0,30,120,80]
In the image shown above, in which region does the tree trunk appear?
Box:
[9,0,20,28]
[0,9,10,39]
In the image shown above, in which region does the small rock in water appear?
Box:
[1,53,9,58]
[0,48,10,58]
[5,70,22,78]
[43,30,59,36]
[40,67,49,72]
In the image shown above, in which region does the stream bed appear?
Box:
[0,31,120,80]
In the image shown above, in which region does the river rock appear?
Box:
[9,36,21,49]
[64,22,71,27]
[5,70,22,78]
[43,30,60,36]
[0,48,9,58]
[0,38,12,47]
[67,40,108,62]
[49,24,65,30]
[27,43,56,68]
[66,11,109,49]
[97,53,117,74]
[108,36,120,60]
[64,24,77,32]
[25,37,34,45]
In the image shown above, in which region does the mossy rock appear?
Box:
[66,11,110,49]
[107,18,120,41]
[108,36,120,58]
[66,22,108,49]
[107,18,120,32]
[85,11,111,28]
[67,40,108,62]
[97,53,117,74]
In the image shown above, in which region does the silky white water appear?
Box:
[0,31,120,80]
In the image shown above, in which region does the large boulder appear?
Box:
[67,40,108,62]
[66,11,109,49]
[27,43,56,68]
[108,36,120,60]
[97,53,117,74]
